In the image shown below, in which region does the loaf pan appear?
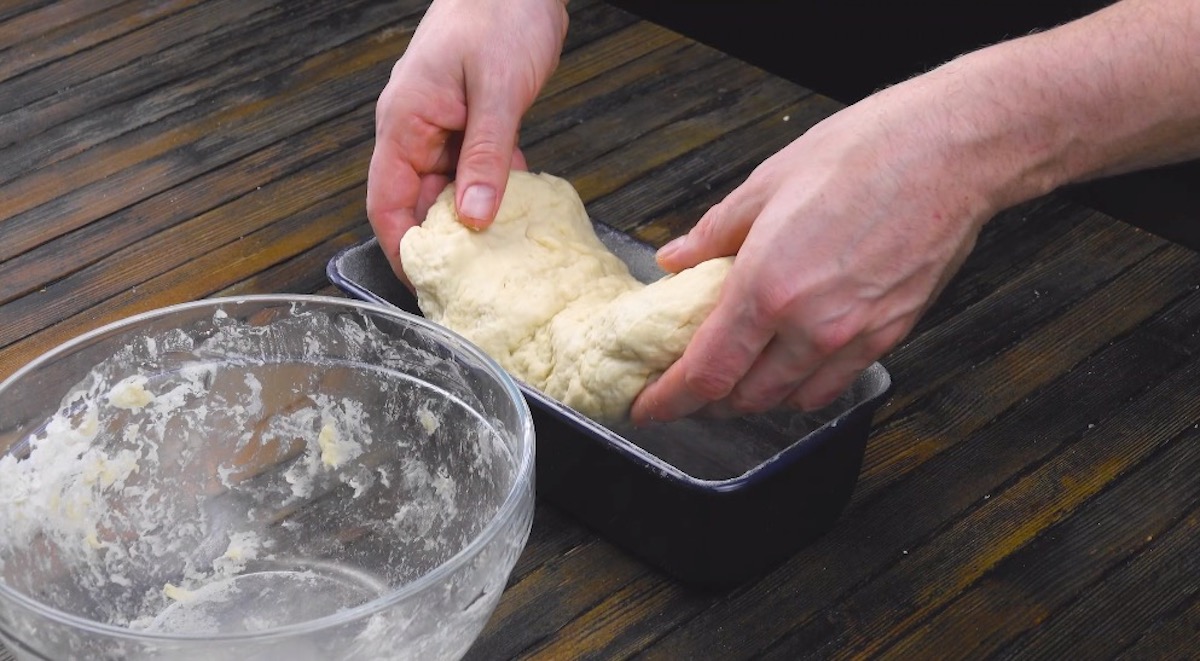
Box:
[326,225,892,589]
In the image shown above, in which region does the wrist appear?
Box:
[834,54,1052,232]
[921,45,1075,212]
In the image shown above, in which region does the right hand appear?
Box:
[630,58,1028,425]
[366,0,570,280]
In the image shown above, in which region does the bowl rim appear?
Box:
[0,294,536,645]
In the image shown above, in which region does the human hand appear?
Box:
[366,0,569,280]
[628,0,1200,425]
[629,76,1011,424]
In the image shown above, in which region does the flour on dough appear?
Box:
[400,171,732,422]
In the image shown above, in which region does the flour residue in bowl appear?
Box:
[0,304,517,641]
[0,357,269,626]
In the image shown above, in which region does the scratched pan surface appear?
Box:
[327,224,892,589]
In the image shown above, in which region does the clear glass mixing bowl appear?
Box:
[0,295,535,660]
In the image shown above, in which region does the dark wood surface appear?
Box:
[2,1,1198,659]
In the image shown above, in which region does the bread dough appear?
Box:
[400,171,732,422]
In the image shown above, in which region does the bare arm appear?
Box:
[929,0,1200,207]
[632,0,1200,424]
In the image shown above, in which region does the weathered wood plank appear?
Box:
[465,539,648,661]
[0,185,369,376]
[587,95,836,238]
[762,366,1200,659]
[523,40,729,149]
[0,0,113,51]
[0,0,410,182]
[0,40,782,349]
[560,0,637,54]
[518,574,702,660]
[875,214,1167,421]
[633,245,1200,659]
[0,0,54,24]
[563,73,809,204]
[912,196,1096,332]
[541,21,682,100]
[0,19,406,262]
[501,506,600,586]
[215,223,377,298]
[0,104,376,307]
[0,7,695,267]
[869,438,1200,660]
[859,240,1200,498]
[0,138,372,359]
[1115,593,1200,661]
[530,56,777,177]
[0,0,276,120]
[0,0,200,84]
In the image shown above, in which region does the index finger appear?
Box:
[366,140,423,282]
[366,105,459,280]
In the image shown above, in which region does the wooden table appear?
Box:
[2,1,1197,658]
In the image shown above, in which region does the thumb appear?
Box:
[455,79,527,229]
[656,189,764,272]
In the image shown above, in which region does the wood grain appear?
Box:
[2,1,1198,659]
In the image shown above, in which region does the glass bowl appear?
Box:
[0,295,535,660]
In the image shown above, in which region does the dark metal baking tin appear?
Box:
[327,224,892,589]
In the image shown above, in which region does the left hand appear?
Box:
[365,0,569,282]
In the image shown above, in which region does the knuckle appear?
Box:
[464,134,506,158]
[747,279,795,326]
[694,201,728,238]
[729,388,782,415]
[809,319,859,356]
[459,136,512,171]
[376,102,415,137]
[682,363,738,402]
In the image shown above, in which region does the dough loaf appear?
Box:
[400,171,732,422]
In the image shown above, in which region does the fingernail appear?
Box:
[657,235,687,261]
[459,184,495,225]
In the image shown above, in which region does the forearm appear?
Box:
[910,0,1200,210]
